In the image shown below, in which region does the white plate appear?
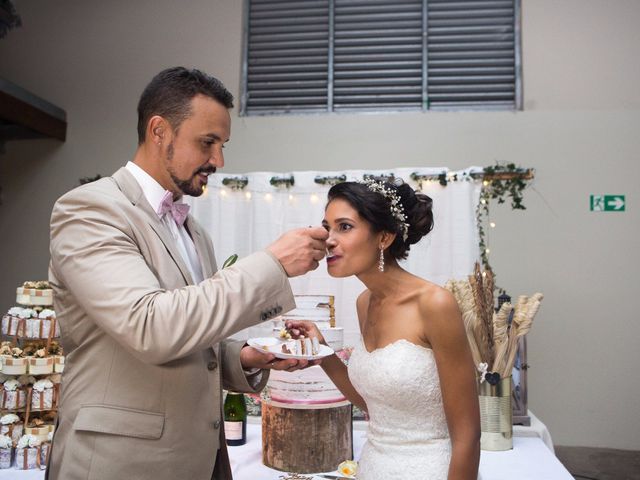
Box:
[247,337,334,360]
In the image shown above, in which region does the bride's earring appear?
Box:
[378,247,385,272]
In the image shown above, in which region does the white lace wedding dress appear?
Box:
[348,338,452,479]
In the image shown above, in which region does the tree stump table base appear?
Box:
[262,399,353,474]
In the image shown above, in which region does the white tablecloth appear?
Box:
[0,411,568,479]
[229,421,572,480]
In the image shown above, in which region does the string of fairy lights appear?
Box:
[201,166,533,271]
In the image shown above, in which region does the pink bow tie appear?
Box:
[157,191,190,226]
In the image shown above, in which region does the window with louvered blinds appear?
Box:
[241,0,521,115]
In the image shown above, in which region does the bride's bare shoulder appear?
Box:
[416,281,461,322]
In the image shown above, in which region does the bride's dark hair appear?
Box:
[327,180,434,260]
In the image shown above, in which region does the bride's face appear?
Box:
[322,198,381,278]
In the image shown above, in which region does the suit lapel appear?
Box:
[112,168,195,285]
[185,217,216,279]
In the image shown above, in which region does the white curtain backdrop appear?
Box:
[187,167,482,346]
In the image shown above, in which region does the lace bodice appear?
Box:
[348,338,451,479]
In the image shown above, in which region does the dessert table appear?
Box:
[229,415,572,480]
[0,411,570,479]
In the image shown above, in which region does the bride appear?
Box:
[286,179,480,480]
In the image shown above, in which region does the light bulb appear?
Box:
[245,192,252,200]
[490,222,496,228]
[265,193,273,202]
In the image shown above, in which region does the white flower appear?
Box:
[0,414,20,425]
[32,379,53,392]
[0,434,12,449]
[337,460,358,478]
[38,309,56,319]
[17,434,41,449]
[2,379,20,391]
[17,308,36,319]
[7,306,23,316]
[477,362,489,383]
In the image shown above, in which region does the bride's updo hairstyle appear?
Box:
[327,179,434,260]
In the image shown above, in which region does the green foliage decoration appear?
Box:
[476,163,533,275]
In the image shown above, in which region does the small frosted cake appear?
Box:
[16,281,53,307]
[0,379,27,410]
[0,434,12,469]
[268,365,347,405]
[15,434,42,470]
[31,379,55,411]
[0,413,23,445]
[0,345,28,375]
[281,295,335,328]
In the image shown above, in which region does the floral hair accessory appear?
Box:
[359,178,409,242]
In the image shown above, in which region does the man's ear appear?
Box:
[147,116,169,145]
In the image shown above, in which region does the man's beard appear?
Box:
[166,142,215,197]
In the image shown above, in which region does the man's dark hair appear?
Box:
[137,67,234,144]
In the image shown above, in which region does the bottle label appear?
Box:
[224,421,243,440]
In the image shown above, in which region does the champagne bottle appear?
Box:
[223,391,247,446]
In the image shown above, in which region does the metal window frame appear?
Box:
[240,0,522,116]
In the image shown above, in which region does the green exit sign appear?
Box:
[590,195,625,212]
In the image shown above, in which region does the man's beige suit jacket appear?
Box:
[46,167,294,479]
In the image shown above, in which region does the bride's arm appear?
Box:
[422,288,480,480]
[319,351,367,412]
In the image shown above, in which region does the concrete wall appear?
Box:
[1,0,638,449]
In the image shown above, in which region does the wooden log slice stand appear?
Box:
[262,399,353,473]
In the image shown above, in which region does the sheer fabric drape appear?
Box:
[188,168,481,345]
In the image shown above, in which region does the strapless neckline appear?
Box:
[361,337,434,355]
[349,334,451,479]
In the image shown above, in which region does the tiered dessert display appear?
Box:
[262,295,352,473]
[0,281,63,471]
[268,295,345,405]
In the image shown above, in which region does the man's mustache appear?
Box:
[196,167,216,175]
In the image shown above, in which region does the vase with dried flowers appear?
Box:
[445,263,543,450]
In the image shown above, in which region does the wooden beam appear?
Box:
[0,79,66,141]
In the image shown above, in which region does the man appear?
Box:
[46,67,328,480]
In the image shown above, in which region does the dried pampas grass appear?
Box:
[445,262,544,381]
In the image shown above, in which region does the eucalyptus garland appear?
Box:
[477,163,533,274]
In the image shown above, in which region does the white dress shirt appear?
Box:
[125,162,204,284]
